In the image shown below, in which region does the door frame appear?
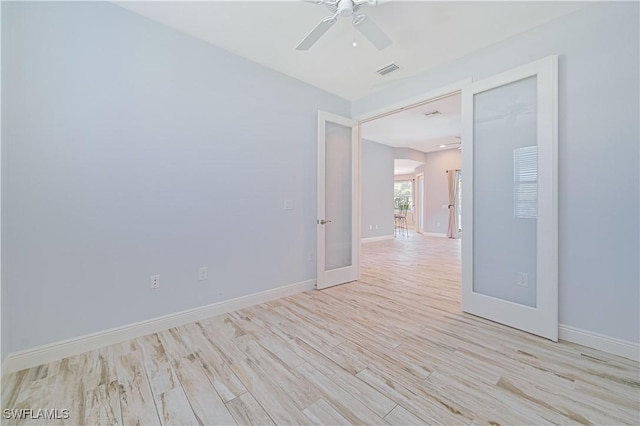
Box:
[354,78,472,280]
[415,172,424,234]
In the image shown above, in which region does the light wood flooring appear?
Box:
[2,234,639,425]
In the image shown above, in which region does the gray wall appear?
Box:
[361,139,394,239]
[1,2,349,357]
[355,2,640,343]
[415,149,461,234]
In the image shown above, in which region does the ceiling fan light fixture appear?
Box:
[298,0,391,50]
[439,144,446,148]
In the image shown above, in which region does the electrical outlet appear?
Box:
[150,275,160,289]
[307,252,312,262]
[375,225,379,230]
[199,267,208,281]
[369,225,373,230]
[516,272,529,287]
[437,222,441,227]
[283,199,294,210]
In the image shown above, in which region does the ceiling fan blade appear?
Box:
[296,17,337,50]
[354,15,391,50]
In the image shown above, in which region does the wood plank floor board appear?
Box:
[233,338,321,411]
[227,358,311,425]
[9,361,61,426]
[83,382,122,426]
[113,343,161,426]
[225,312,307,369]
[383,405,426,426]
[1,369,28,419]
[170,353,236,426]
[338,339,432,388]
[424,369,567,425]
[158,326,198,360]
[136,334,182,398]
[290,338,397,418]
[51,355,89,426]
[302,398,353,426]
[136,334,200,425]
[355,365,472,425]
[158,324,247,404]
[225,392,274,426]
[196,320,253,367]
[496,373,637,425]
[291,363,387,425]
[3,233,638,425]
[82,346,123,426]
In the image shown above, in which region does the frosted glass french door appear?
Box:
[461,56,558,341]
[317,111,359,290]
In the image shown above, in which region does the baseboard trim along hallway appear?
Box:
[1,279,316,374]
[559,324,640,362]
[361,235,394,243]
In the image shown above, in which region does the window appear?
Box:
[394,180,413,210]
[513,146,537,219]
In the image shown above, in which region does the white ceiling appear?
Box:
[362,92,461,153]
[115,1,588,101]
[394,159,424,175]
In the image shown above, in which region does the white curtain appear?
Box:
[447,170,460,239]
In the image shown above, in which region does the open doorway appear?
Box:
[357,90,464,313]
[359,91,463,242]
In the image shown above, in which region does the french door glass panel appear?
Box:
[472,76,537,308]
[325,121,353,271]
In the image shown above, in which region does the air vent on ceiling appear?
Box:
[424,110,442,117]
[377,63,399,76]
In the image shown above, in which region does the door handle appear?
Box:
[318,219,332,225]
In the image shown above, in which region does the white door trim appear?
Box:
[354,79,472,123]
[461,55,559,341]
[317,111,360,290]
[356,79,472,278]
[415,172,424,233]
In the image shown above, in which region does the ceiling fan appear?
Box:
[297,0,391,51]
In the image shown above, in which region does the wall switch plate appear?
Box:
[375,225,379,230]
[150,275,160,289]
[307,252,312,262]
[369,225,373,230]
[199,267,208,281]
[437,222,441,227]
[516,272,529,287]
[283,200,294,210]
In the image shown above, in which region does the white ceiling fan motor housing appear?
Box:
[337,0,354,16]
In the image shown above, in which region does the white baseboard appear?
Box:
[361,235,394,243]
[2,279,316,374]
[559,324,640,362]
[5,282,637,374]
[423,232,448,238]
